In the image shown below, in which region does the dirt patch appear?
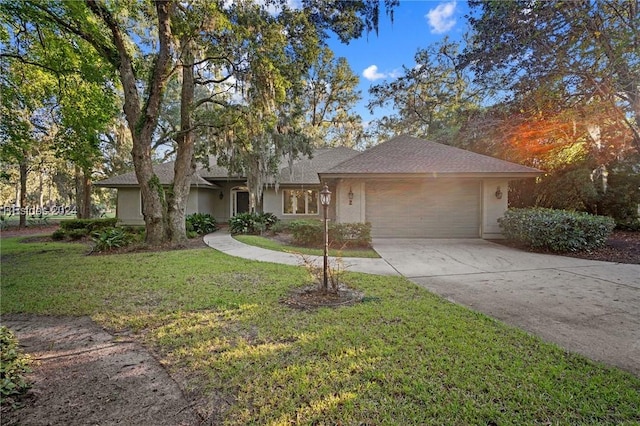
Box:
[1,314,202,426]
[0,225,60,238]
[281,284,365,310]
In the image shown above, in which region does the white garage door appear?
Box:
[366,180,480,238]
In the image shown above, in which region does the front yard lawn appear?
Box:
[233,234,380,258]
[1,237,639,424]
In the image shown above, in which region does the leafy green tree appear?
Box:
[303,46,363,147]
[1,2,119,219]
[368,39,483,143]
[461,0,640,155]
[0,61,56,227]
[2,0,396,246]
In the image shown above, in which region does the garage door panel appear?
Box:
[366,180,480,238]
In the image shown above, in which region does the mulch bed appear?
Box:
[281,284,365,310]
[493,230,640,264]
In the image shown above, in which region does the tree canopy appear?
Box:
[1,0,397,245]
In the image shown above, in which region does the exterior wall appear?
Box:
[481,179,509,239]
[197,188,217,216]
[190,187,217,216]
[186,188,199,214]
[335,179,366,223]
[116,187,144,226]
[116,186,218,226]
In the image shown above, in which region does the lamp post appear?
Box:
[319,183,331,292]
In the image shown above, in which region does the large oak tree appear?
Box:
[2,0,397,246]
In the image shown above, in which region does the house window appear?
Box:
[283,189,318,215]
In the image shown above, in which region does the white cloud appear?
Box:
[362,65,400,81]
[425,1,457,34]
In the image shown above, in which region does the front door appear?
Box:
[231,187,250,216]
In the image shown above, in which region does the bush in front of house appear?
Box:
[229,212,279,235]
[0,326,32,406]
[186,213,217,236]
[288,219,372,248]
[92,227,135,252]
[498,208,615,252]
[51,229,66,240]
[287,219,323,245]
[55,218,118,242]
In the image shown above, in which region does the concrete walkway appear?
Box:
[203,231,398,276]
[204,232,640,376]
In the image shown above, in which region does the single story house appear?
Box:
[96,134,543,238]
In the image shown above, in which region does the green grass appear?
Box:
[234,234,380,258]
[2,236,639,424]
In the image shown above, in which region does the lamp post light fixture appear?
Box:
[320,183,332,292]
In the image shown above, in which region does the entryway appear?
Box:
[231,186,250,216]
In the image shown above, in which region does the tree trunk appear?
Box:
[74,165,84,218]
[87,0,174,246]
[18,158,27,228]
[37,167,44,213]
[82,169,92,218]
[167,38,196,246]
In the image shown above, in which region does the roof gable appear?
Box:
[322,134,543,176]
[95,162,218,188]
[278,147,359,184]
[96,147,359,188]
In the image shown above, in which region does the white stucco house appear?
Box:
[95,135,543,239]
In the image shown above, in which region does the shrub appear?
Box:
[0,326,31,406]
[51,229,66,240]
[288,219,323,245]
[60,218,117,232]
[498,208,615,252]
[67,228,88,240]
[120,225,145,236]
[256,212,278,231]
[92,228,134,252]
[615,219,640,232]
[186,213,217,235]
[331,223,372,248]
[288,220,372,248]
[229,212,279,235]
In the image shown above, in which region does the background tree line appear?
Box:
[1,0,638,243]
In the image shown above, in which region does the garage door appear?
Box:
[365,180,480,238]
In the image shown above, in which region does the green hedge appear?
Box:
[186,213,217,235]
[498,208,615,252]
[60,218,118,232]
[288,219,371,248]
[229,212,278,235]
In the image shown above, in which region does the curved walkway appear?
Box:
[203,231,399,276]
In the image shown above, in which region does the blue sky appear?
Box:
[326,0,470,124]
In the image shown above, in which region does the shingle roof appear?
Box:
[95,147,359,188]
[95,162,219,188]
[279,147,359,184]
[321,134,543,176]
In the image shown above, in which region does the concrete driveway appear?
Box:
[373,238,640,376]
